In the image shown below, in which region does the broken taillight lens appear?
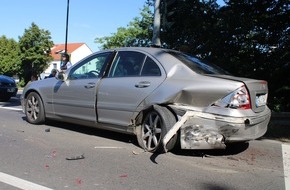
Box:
[213,86,251,109]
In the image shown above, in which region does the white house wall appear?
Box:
[41,44,93,79]
[71,44,93,64]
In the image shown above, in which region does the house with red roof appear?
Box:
[41,43,93,79]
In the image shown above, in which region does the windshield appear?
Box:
[168,51,229,75]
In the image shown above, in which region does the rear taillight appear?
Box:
[213,86,251,109]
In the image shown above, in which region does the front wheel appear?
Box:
[25,92,45,124]
[137,105,177,153]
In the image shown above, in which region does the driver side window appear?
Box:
[69,53,110,80]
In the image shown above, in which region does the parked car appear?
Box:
[0,75,18,101]
[21,47,271,153]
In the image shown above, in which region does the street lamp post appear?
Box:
[64,0,70,53]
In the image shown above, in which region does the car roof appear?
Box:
[114,47,172,55]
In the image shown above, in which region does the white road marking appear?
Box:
[283,144,290,190]
[0,106,22,111]
[0,172,53,190]
[94,146,124,149]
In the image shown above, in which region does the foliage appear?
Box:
[216,0,290,111]
[95,1,154,49]
[161,0,220,54]
[160,0,290,111]
[18,22,54,85]
[0,36,21,77]
[95,0,289,111]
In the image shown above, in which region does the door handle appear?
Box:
[135,81,151,88]
[84,82,95,89]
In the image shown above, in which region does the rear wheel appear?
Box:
[137,105,177,153]
[25,92,45,124]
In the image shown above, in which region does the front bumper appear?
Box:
[20,95,25,113]
[0,87,18,99]
[163,107,271,150]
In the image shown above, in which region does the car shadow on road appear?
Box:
[43,120,139,146]
[0,94,21,107]
[149,143,249,164]
[171,142,249,157]
[22,117,250,159]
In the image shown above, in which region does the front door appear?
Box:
[52,52,112,122]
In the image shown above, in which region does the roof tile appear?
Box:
[51,43,85,60]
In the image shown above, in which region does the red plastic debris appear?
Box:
[75,178,82,185]
[119,174,128,178]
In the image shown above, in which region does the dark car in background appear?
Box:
[0,75,18,101]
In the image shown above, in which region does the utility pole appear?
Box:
[152,0,161,47]
[65,0,70,53]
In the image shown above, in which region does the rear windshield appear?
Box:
[168,51,229,75]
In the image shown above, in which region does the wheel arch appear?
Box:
[23,89,45,107]
[23,90,46,122]
[134,104,178,132]
[134,104,179,153]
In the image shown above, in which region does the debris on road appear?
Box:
[66,154,85,160]
[227,156,239,161]
[119,174,128,178]
[45,150,57,159]
[75,178,82,185]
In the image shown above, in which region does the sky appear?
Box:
[0,0,146,52]
[0,0,225,52]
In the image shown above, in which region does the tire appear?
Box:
[25,92,45,124]
[137,105,178,153]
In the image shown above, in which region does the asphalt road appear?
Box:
[0,95,289,190]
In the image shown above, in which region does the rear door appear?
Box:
[52,52,112,122]
[97,50,166,127]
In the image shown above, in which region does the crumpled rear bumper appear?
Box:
[163,107,271,150]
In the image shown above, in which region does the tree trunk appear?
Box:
[152,0,161,47]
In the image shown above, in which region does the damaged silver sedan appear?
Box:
[21,47,271,153]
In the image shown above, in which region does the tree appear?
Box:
[0,36,21,77]
[95,0,289,111]
[159,0,289,111]
[215,0,290,111]
[18,22,54,84]
[161,0,219,54]
[152,0,162,46]
[95,1,154,49]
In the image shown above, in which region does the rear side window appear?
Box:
[141,57,161,76]
[109,51,145,77]
[109,51,161,77]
